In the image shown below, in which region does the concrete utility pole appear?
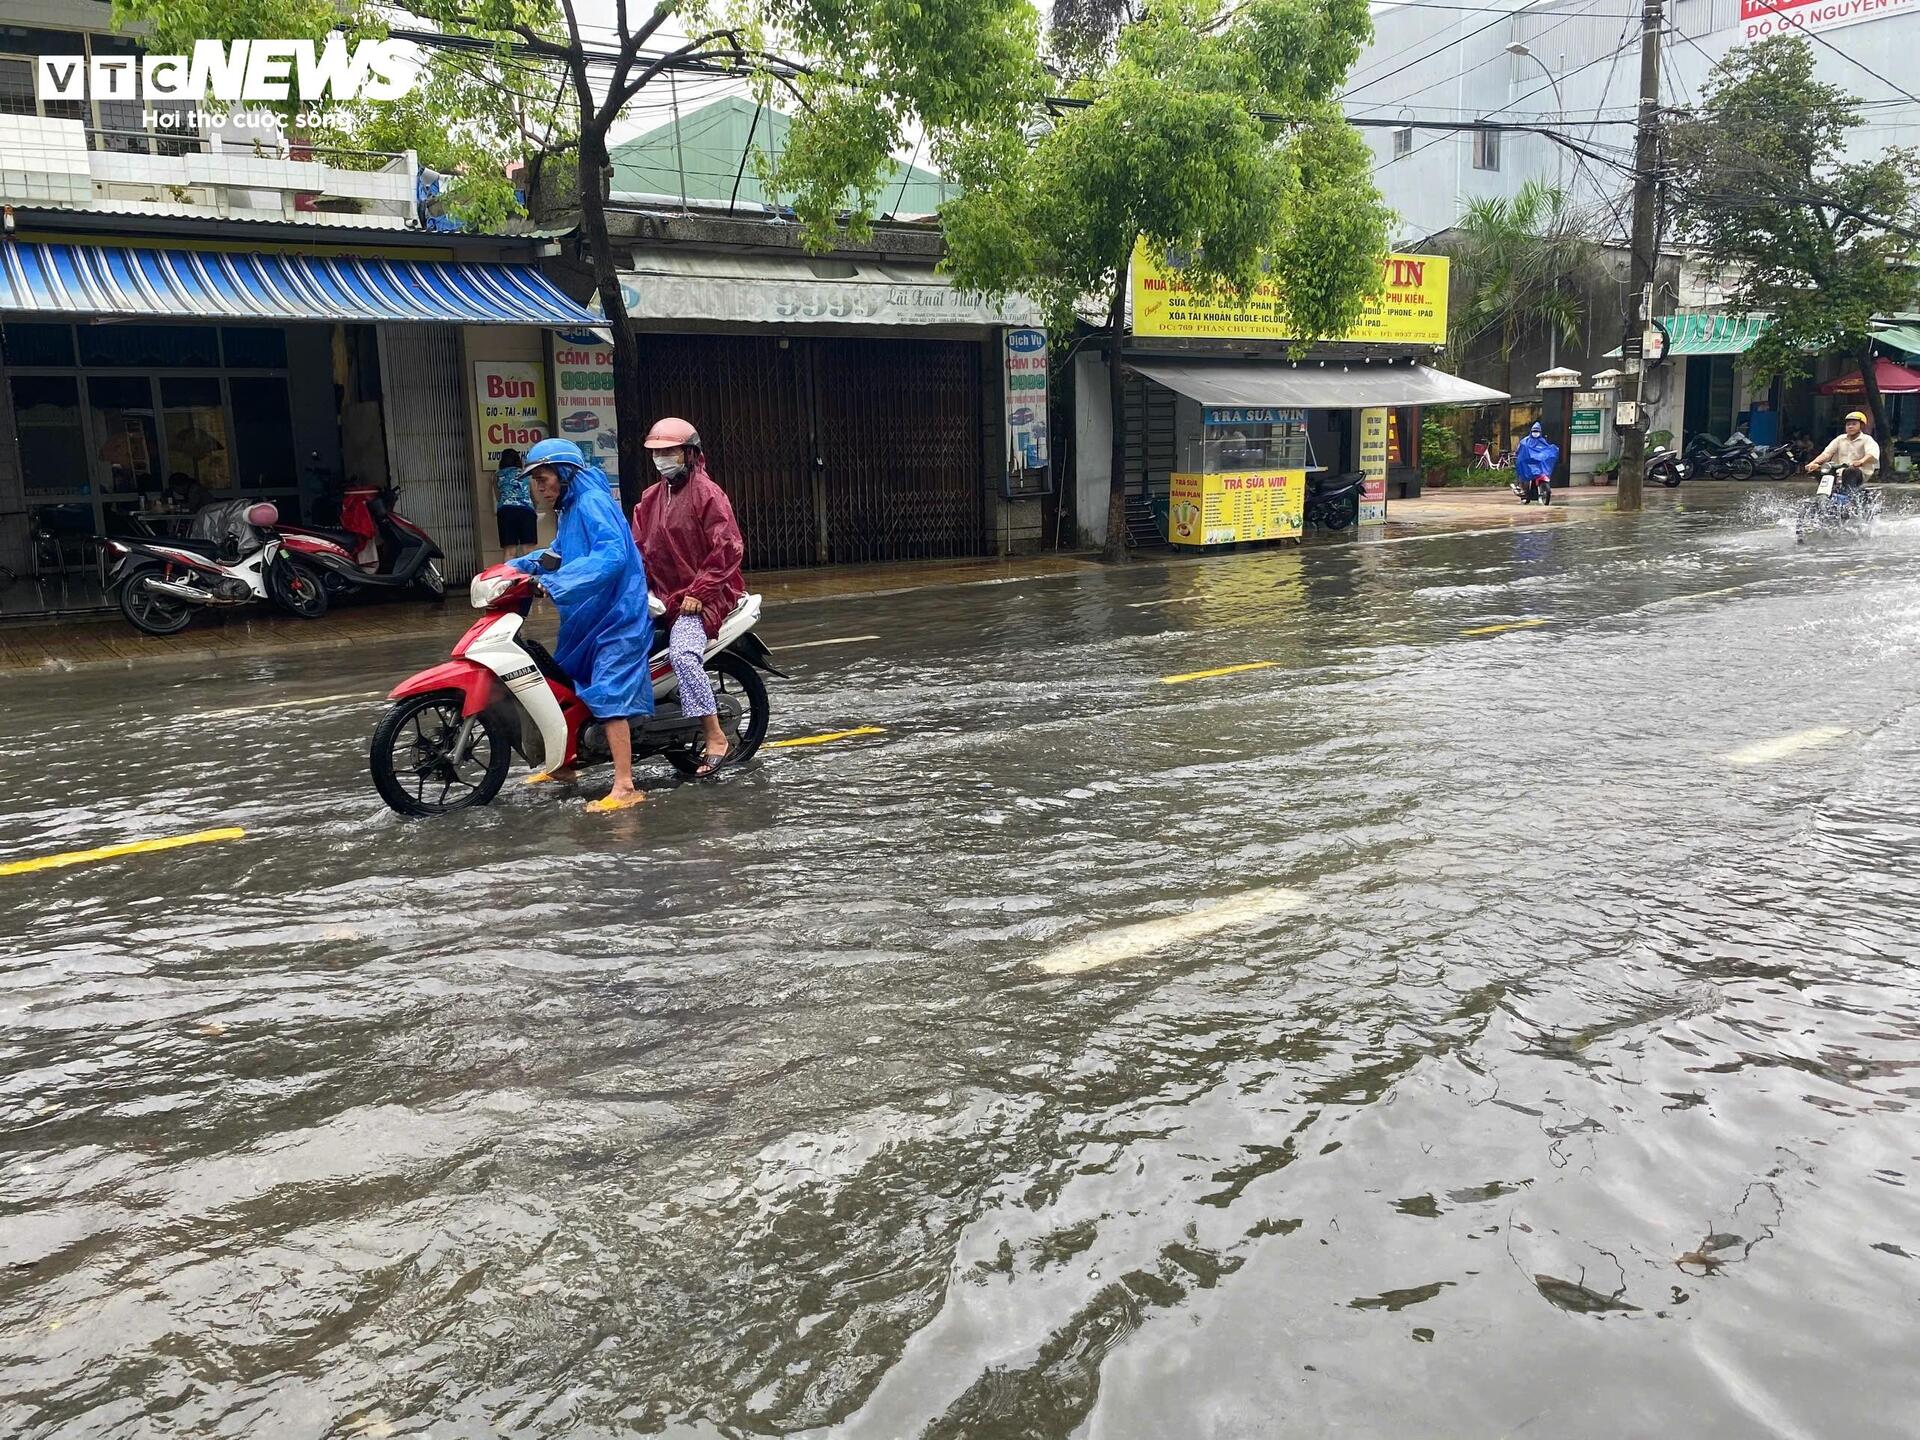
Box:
[1615,0,1664,512]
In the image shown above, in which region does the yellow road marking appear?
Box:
[779,634,880,651]
[1159,660,1277,685]
[0,827,245,878]
[767,726,886,749]
[1460,619,1550,636]
[1035,886,1310,974]
[1721,726,1850,766]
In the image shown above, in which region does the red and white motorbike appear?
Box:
[103,500,331,635]
[368,560,781,816]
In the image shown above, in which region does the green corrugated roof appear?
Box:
[609,96,955,216]
[1872,323,1920,357]
[1605,310,1770,358]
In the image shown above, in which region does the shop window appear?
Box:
[78,323,220,369]
[221,326,289,369]
[1473,130,1500,172]
[160,377,232,493]
[0,57,34,117]
[2,321,75,366]
[11,376,90,496]
[228,378,297,492]
[88,375,162,497]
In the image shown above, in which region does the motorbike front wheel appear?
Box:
[664,652,771,776]
[118,565,193,636]
[1539,484,1553,507]
[269,557,329,619]
[370,692,512,816]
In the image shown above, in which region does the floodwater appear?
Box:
[2,483,1917,1438]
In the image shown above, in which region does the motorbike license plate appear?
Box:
[1817,474,1835,496]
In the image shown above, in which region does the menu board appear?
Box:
[1168,469,1307,546]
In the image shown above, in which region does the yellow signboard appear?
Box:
[1132,245,1450,345]
[1169,469,1306,546]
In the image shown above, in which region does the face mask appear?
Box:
[653,454,686,479]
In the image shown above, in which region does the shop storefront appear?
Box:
[1071,246,1503,548]
[548,241,1048,571]
[0,236,597,617]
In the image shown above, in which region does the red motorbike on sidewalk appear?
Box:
[281,487,447,602]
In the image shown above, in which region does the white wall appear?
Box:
[1073,350,1112,550]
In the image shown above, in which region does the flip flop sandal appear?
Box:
[524,770,575,786]
[585,792,646,813]
[694,744,735,778]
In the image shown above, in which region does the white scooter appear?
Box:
[368,558,782,816]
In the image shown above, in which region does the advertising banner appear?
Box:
[1737,0,1914,43]
[550,329,620,481]
[1003,327,1050,481]
[1169,469,1307,546]
[1358,407,1389,526]
[472,360,548,471]
[1133,246,1449,345]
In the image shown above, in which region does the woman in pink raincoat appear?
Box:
[630,417,745,776]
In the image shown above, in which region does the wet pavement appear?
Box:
[2,482,1916,1439]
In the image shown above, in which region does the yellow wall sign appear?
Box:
[1132,245,1450,345]
[1169,469,1306,546]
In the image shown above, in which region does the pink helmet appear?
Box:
[644,416,700,450]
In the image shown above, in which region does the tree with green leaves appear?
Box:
[113,0,1043,506]
[1439,179,1598,445]
[1666,34,1920,443]
[940,0,1390,560]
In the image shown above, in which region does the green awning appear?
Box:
[1605,310,1770,358]
[1872,323,1920,358]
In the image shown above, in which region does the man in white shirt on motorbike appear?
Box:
[1805,410,1880,486]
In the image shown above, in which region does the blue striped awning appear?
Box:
[0,241,599,326]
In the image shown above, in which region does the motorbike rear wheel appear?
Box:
[370,691,512,816]
[1721,453,1756,481]
[417,559,447,601]
[118,565,193,636]
[664,652,771,776]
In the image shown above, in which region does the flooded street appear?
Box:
[3,485,1917,1438]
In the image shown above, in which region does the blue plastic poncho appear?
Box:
[511,470,654,719]
[1515,427,1560,482]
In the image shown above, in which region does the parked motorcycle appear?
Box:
[1747,443,1798,479]
[1645,447,1692,488]
[1794,464,1879,542]
[1304,471,1366,531]
[368,558,783,816]
[282,487,446,602]
[101,500,328,636]
[1683,434,1757,480]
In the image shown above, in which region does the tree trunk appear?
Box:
[575,127,648,514]
[1858,342,1890,456]
[1104,278,1130,563]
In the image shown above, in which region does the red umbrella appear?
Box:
[1816,357,1920,395]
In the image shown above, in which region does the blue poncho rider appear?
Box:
[1514,421,1560,499]
[509,437,654,812]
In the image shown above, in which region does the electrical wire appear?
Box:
[1346,0,1622,115]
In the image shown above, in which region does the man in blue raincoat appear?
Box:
[1513,421,1560,503]
[510,437,653,812]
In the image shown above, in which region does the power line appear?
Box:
[1346,0,1621,114]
